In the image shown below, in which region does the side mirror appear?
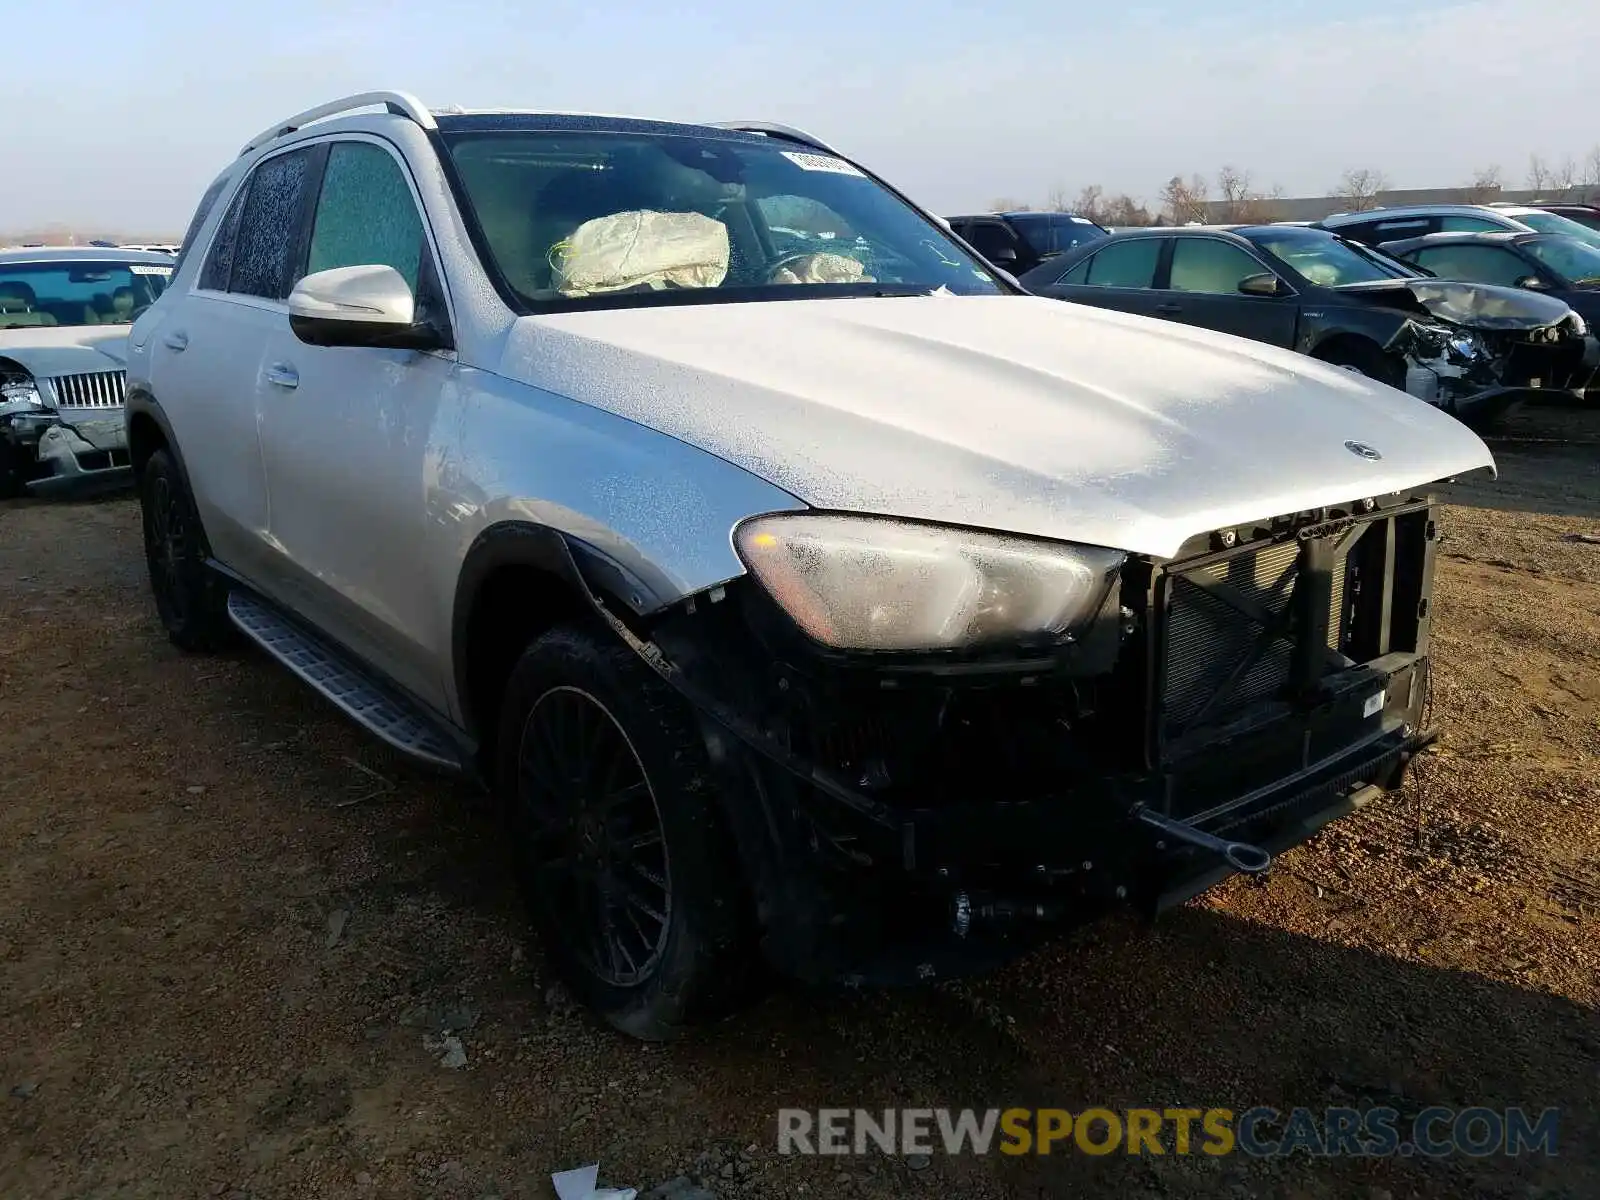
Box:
[1239,272,1285,297]
[989,246,1019,265]
[288,265,443,350]
[1515,275,1548,290]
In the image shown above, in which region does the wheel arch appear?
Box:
[450,519,688,763]
[124,389,191,490]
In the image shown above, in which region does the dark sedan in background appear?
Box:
[1020,224,1598,425]
[1377,230,1600,328]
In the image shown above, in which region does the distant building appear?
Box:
[1203,186,1600,224]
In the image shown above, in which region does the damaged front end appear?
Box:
[1348,280,1598,419]
[0,362,133,496]
[589,496,1445,987]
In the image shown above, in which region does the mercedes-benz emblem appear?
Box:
[1344,440,1382,461]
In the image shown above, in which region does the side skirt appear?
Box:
[224,588,469,774]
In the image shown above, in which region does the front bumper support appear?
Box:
[3,410,133,495]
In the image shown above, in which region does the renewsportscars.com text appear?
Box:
[777,1106,1560,1159]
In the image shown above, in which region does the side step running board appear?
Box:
[226,591,465,772]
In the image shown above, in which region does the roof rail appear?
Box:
[239,91,435,157]
[707,121,841,158]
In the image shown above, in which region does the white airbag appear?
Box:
[554,210,730,297]
[768,252,874,285]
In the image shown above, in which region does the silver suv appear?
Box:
[126,92,1494,1039]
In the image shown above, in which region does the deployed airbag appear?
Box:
[767,252,874,285]
[554,211,730,297]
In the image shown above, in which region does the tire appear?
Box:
[1317,341,1406,392]
[495,622,760,1040]
[0,438,29,500]
[138,448,235,651]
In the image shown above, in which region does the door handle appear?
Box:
[264,363,299,390]
[163,331,189,351]
[1154,303,1182,315]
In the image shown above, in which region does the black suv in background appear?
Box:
[947,211,1109,275]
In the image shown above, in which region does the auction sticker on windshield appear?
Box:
[129,264,173,276]
[781,151,866,177]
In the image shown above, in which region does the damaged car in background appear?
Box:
[1020,224,1597,426]
[128,94,1495,1039]
[1,246,174,497]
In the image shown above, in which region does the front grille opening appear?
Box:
[49,370,127,409]
[1156,507,1431,750]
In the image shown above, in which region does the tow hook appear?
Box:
[950,891,1066,936]
[1133,806,1273,875]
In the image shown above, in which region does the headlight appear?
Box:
[734,513,1125,652]
[1568,312,1588,337]
[0,377,45,416]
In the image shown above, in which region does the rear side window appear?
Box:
[172,175,230,279]
[1437,215,1505,233]
[306,142,425,292]
[1408,244,1529,288]
[1083,239,1162,288]
[229,147,315,300]
[1011,214,1108,257]
[963,221,1022,261]
[1368,219,1431,240]
[199,183,248,292]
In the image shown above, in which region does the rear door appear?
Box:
[1156,235,1299,347]
[1031,236,1169,319]
[144,146,319,579]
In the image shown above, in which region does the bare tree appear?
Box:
[1044,184,1074,213]
[1072,185,1107,221]
[1549,156,1579,199]
[1212,165,1281,223]
[1332,167,1391,212]
[1526,154,1551,194]
[1580,146,1600,200]
[1101,194,1157,227]
[1158,173,1210,224]
[1461,164,1502,205]
[987,196,1031,212]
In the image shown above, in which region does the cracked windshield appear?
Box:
[445,131,1003,305]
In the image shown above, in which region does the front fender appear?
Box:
[1297,305,1408,358]
[431,365,808,721]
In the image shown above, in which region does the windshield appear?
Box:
[0,260,172,329]
[1249,230,1414,286]
[1008,214,1110,258]
[1521,235,1600,285]
[443,130,1004,309]
[1512,210,1600,249]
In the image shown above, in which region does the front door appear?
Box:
[1157,236,1299,348]
[254,138,458,713]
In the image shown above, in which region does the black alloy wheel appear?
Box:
[513,685,673,987]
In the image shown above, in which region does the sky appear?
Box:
[5,0,1598,232]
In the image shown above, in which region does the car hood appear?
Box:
[502,294,1494,559]
[0,325,130,377]
[1333,279,1576,330]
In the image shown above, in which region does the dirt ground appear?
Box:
[3,405,1597,1200]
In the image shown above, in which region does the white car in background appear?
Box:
[0,246,174,496]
